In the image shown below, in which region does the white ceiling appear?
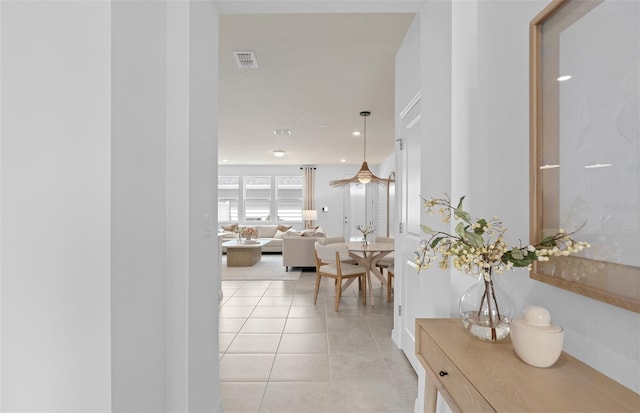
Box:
[218,13,415,166]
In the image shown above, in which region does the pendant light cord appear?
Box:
[360,111,370,162]
[363,114,367,161]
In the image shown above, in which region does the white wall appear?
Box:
[1,1,221,411]
[111,2,167,410]
[112,1,222,410]
[166,2,191,410]
[378,153,395,178]
[472,0,638,394]
[417,0,639,399]
[1,1,112,410]
[185,2,221,410]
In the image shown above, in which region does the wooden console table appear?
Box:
[416,318,639,413]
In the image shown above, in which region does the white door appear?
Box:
[343,183,370,241]
[393,95,423,371]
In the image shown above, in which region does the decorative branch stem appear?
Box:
[489,277,503,323]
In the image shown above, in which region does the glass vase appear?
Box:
[459,270,515,342]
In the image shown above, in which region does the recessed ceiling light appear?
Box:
[557,75,572,82]
[352,131,361,136]
[273,150,286,157]
[539,164,559,169]
[273,129,292,135]
[222,159,228,163]
[340,159,346,163]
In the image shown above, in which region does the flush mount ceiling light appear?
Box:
[330,111,390,187]
[272,150,286,158]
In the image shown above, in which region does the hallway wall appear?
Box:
[1,1,221,411]
[423,0,640,396]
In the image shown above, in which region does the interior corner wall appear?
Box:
[113,1,221,411]
[1,1,112,410]
[186,1,221,410]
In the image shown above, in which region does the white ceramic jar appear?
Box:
[510,306,564,368]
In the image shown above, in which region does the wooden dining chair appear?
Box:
[316,236,358,265]
[374,236,395,297]
[314,242,367,311]
[374,236,395,268]
[386,266,395,303]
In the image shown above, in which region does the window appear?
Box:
[217,174,303,224]
[218,176,239,222]
[276,176,302,221]
[244,176,271,221]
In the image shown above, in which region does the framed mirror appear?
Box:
[530,0,639,312]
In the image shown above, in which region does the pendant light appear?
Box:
[330,111,388,187]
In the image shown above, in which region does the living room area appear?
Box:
[216,10,404,289]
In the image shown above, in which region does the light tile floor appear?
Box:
[219,271,418,413]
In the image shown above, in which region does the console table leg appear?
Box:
[425,377,437,413]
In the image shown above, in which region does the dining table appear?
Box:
[346,241,394,305]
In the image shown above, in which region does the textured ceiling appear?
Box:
[218,13,415,166]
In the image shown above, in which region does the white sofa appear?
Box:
[281,228,330,270]
[282,235,322,271]
[220,224,291,253]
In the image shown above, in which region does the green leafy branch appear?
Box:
[416,194,590,275]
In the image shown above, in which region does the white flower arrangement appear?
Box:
[415,194,590,279]
[356,224,375,237]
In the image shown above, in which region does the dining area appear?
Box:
[313,236,395,311]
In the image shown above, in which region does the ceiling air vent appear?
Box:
[233,51,259,69]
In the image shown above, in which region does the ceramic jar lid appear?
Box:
[512,305,562,334]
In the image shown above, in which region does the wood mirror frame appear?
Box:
[529,0,639,313]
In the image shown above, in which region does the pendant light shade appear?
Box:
[330,111,389,187]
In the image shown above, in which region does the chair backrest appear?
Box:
[374,236,394,244]
[315,242,350,263]
[316,236,346,246]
